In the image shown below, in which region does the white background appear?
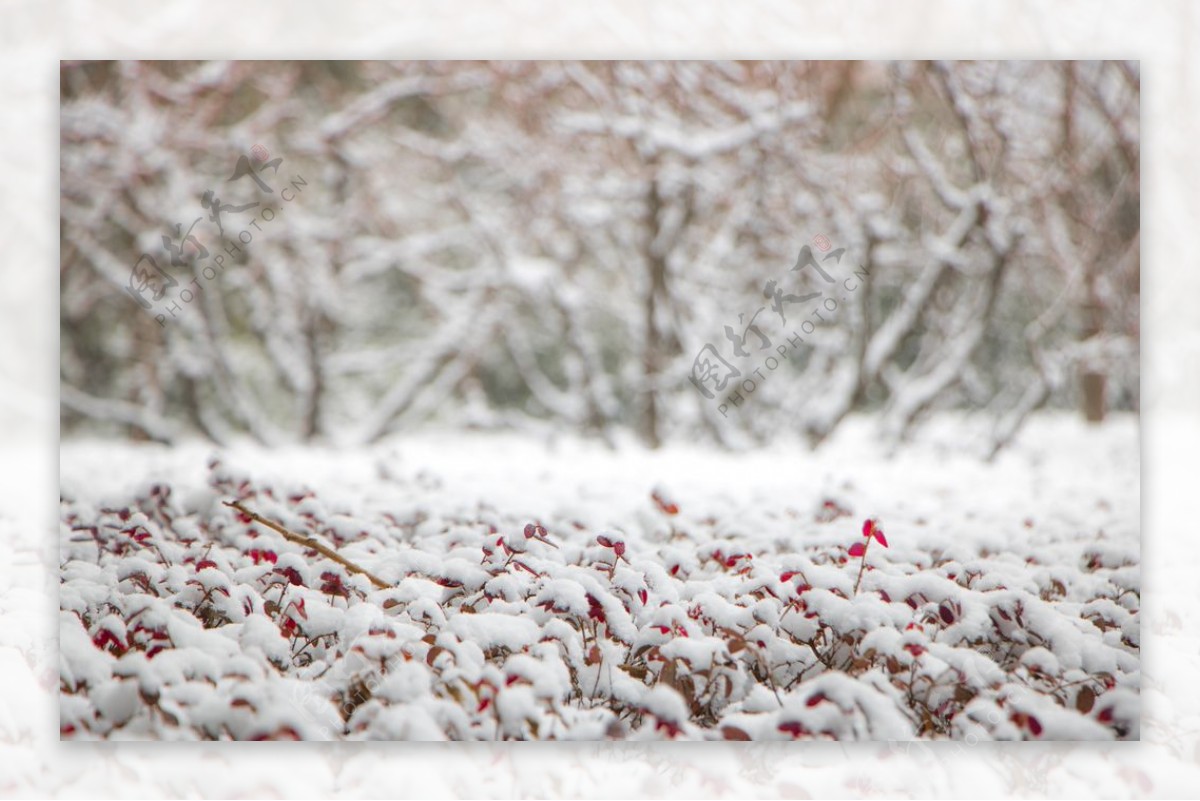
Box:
[3,1,1197,796]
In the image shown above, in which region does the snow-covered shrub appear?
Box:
[59,451,1138,740]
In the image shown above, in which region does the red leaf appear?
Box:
[321,571,350,598]
[862,519,875,538]
[848,542,867,557]
[655,719,682,738]
[638,589,648,605]
[778,721,807,738]
[805,692,827,707]
[652,489,680,516]
[586,594,607,623]
[196,559,218,571]
[247,548,278,565]
[613,542,626,557]
[92,629,124,654]
[780,571,796,582]
[275,566,304,586]
[596,535,614,548]
[873,528,888,547]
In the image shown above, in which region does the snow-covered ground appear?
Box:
[59,413,1139,741]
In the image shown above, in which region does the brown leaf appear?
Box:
[721,725,751,741]
[426,645,446,667]
[339,677,372,722]
[618,663,649,681]
[659,658,677,689]
[1076,686,1096,714]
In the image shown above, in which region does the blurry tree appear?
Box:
[60,60,1138,451]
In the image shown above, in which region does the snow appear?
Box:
[446,613,541,653]
[59,412,1137,740]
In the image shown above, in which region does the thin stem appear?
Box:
[853,539,871,595]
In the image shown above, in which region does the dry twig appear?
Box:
[224,499,392,590]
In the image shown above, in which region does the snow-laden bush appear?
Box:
[59,451,1138,741]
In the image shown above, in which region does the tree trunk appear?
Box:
[1081,291,1107,423]
[641,176,666,448]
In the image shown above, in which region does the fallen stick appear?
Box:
[224,499,392,590]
